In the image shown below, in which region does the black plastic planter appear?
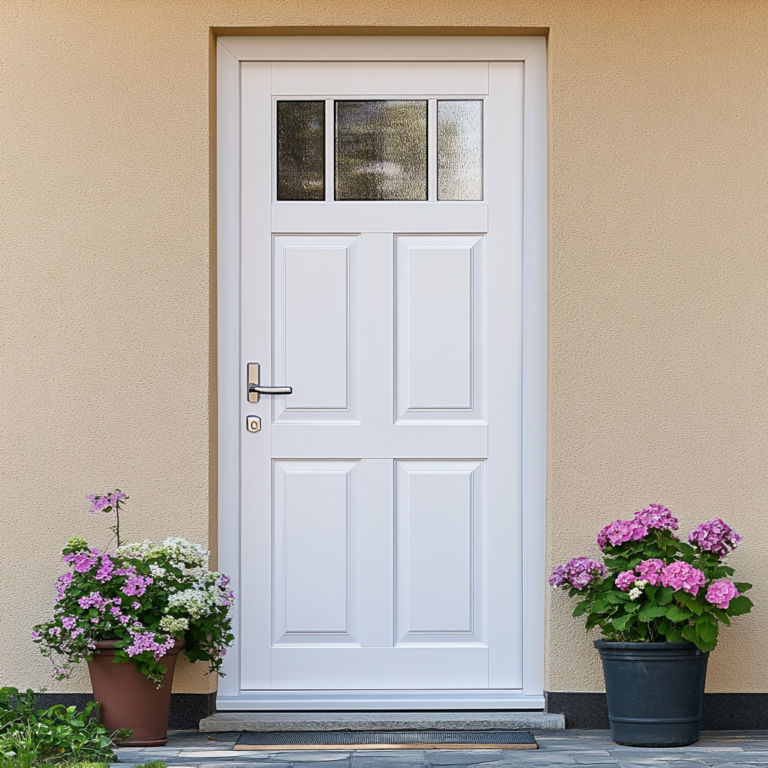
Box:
[594,640,709,747]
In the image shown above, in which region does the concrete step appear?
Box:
[199,711,565,732]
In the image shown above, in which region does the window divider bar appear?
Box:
[428,99,437,202]
[325,99,335,202]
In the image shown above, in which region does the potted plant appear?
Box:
[31,491,234,747]
[550,504,752,747]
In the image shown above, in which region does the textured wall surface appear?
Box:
[1,0,767,695]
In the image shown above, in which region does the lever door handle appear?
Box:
[247,362,293,403]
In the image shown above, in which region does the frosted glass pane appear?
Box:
[437,101,483,201]
[277,101,325,201]
[336,101,427,201]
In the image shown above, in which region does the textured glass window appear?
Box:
[437,101,483,201]
[335,101,427,201]
[277,101,325,201]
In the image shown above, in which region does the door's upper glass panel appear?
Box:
[277,101,325,201]
[437,101,483,201]
[335,101,427,201]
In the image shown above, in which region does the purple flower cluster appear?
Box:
[95,555,115,582]
[705,579,739,609]
[125,630,175,660]
[55,572,73,601]
[597,504,679,551]
[636,558,665,586]
[549,558,607,590]
[634,504,679,532]
[597,518,648,550]
[87,492,127,514]
[62,550,100,573]
[615,570,636,591]
[217,574,235,607]
[689,519,741,557]
[122,573,153,597]
[661,561,707,595]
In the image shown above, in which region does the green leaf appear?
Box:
[572,601,590,617]
[676,592,703,615]
[682,624,697,643]
[676,542,695,555]
[726,595,753,616]
[696,619,718,645]
[591,600,607,613]
[624,602,641,613]
[667,627,684,643]
[657,587,675,605]
[710,607,730,626]
[734,582,753,592]
[638,604,669,622]
[665,605,692,622]
[612,614,633,632]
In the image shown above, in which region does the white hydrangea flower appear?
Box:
[159,537,209,568]
[116,540,155,558]
[167,588,216,619]
[149,564,167,578]
[159,615,189,634]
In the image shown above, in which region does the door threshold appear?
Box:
[200,710,565,732]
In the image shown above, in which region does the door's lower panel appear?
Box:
[270,647,488,689]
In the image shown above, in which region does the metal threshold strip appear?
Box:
[235,730,538,750]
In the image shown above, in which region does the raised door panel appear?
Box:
[273,460,361,645]
[395,460,486,646]
[396,236,486,423]
[273,236,360,423]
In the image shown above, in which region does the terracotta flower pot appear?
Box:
[87,639,183,747]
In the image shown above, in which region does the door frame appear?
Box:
[216,35,547,710]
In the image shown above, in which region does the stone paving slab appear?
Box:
[111,730,768,768]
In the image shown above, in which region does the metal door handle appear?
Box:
[247,362,293,403]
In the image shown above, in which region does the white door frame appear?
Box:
[216,35,547,710]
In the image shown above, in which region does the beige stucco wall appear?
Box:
[1,0,767,696]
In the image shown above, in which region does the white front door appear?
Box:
[217,36,547,710]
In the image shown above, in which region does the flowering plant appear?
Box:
[550,504,752,652]
[32,492,235,684]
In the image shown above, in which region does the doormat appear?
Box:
[234,730,538,750]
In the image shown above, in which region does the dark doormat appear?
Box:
[234,730,538,750]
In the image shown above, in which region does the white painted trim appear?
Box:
[520,36,548,699]
[216,40,242,698]
[220,36,545,62]
[216,35,548,710]
[217,692,546,711]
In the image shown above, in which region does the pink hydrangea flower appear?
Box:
[689,519,741,557]
[634,504,679,532]
[636,558,665,586]
[705,579,739,609]
[61,616,77,630]
[597,519,649,550]
[661,561,707,595]
[549,558,607,590]
[615,570,636,591]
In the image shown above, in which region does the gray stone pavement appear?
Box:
[111,730,768,768]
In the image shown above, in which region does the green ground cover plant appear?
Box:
[0,688,127,767]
